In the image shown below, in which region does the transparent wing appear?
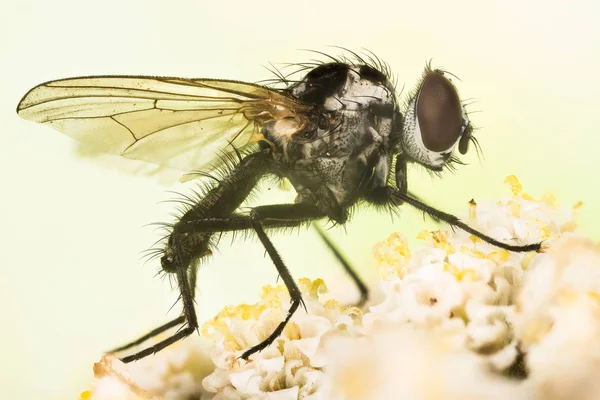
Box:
[17,76,312,173]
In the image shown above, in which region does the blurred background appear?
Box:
[1,1,598,398]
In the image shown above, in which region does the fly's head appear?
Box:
[398,63,474,171]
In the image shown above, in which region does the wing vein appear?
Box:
[154,77,269,100]
[110,116,137,141]
[44,85,248,102]
[19,94,246,113]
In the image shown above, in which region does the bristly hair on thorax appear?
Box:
[256,47,398,93]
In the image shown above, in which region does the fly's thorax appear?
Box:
[267,62,398,210]
[277,62,398,164]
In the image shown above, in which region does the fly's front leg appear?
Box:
[394,153,433,200]
[394,154,442,224]
[395,154,408,197]
[365,185,542,253]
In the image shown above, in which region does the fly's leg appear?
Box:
[120,261,198,363]
[395,154,408,196]
[312,224,368,307]
[366,186,542,253]
[108,265,197,353]
[158,203,329,360]
[109,317,185,353]
[240,208,305,359]
[398,191,541,251]
[396,153,441,223]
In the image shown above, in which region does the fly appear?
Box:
[16,52,541,363]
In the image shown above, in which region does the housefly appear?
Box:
[16,52,541,363]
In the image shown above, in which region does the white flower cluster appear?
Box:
[84,176,600,400]
[201,278,362,399]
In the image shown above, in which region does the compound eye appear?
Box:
[416,70,463,152]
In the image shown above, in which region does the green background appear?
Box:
[1,1,598,399]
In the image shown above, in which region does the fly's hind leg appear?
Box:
[109,315,185,354]
[116,151,328,363]
[120,258,199,363]
[108,265,197,354]
[117,151,275,363]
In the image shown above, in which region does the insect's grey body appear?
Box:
[17,54,541,364]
